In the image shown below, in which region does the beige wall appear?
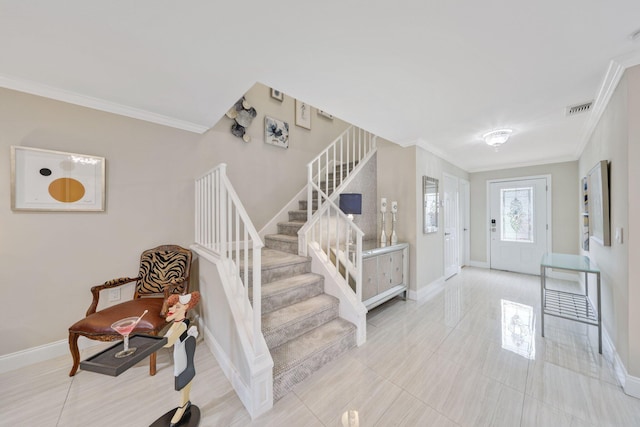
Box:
[0,82,349,356]
[198,83,351,230]
[0,88,199,355]
[578,66,635,375]
[627,66,640,377]
[377,142,469,293]
[469,161,579,264]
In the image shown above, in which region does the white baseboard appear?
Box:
[625,373,640,399]
[602,327,640,399]
[468,260,489,269]
[409,276,446,303]
[202,323,273,419]
[0,336,107,375]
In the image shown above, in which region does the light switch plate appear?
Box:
[615,227,623,244]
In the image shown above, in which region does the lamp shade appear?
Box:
[339,193,362,215]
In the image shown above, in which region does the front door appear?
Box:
[489,177,548,275]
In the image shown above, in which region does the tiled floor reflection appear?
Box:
[2,267,640,426]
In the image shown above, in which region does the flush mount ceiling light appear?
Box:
[483,129,513,150]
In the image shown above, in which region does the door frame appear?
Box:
[485,174,552,270]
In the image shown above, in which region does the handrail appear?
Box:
[300,126,377,304]
[304,197,364,302]
[194,163,264,356]
[306,126,377,223]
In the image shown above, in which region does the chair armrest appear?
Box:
[86,276,139,316]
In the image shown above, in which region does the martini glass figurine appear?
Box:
[111,310,148,358]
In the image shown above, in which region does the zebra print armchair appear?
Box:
[68,244,192,376]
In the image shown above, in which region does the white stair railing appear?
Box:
[304,199,365,302]
[195,163,264,357]
[306,126,377,223]
[299,126,377,305]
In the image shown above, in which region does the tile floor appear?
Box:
[2,267,640,426]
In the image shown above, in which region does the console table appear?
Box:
[332,240,409,310]
[540,253,601,353]
[361,241,409,310]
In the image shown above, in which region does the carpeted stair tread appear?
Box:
[278,220,305,227]
[271,317,356,376]
[262,293,338,336]
[260,272,323,299]
[264,234,299,254]
[271,318,356,399]
[241,248,309,270]
[239,248,311,286]
[277,221,305,236]
[264,234,298,243]
[288,210,308,221]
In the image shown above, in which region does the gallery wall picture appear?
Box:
[271,88,284,101]
[295,99,311,130]
[11,146,105,211]
[264,116,289,149]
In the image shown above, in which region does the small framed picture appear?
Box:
[318,110,334,120]
[11,146,105,211]
[271,88,284,101]
[295,100,311,130]
[264,116,289,149]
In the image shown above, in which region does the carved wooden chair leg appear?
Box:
[68,332,81,377]
[149,351,157,376]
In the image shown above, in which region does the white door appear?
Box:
[459,179,470,267]
[443,174,459,279]
[489,178,548,275]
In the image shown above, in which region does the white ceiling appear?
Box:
[2,1,640,172]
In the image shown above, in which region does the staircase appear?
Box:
[194,128,376,417]
[258,168,357,400]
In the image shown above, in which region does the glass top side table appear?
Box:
[540,253,602,354]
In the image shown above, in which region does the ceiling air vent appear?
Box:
[566,101,593,116]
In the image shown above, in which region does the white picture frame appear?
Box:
[264,116,289,149]
[271,88,284,101]
[11,146,105,211]
[295,99,311,130]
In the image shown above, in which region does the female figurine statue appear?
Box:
[164,292,201,427]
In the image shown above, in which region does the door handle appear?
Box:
[445,232,451,236]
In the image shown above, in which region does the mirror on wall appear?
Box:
[423,176,439,233]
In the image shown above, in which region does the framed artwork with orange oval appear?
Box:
[11,146,105,211]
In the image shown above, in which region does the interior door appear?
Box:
[459,179,470,267]
[443,174,459,279]
[489,178,548,275]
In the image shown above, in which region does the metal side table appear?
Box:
[540,253,601,354]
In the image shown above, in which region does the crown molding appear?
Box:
[0,74,210,134]
[577,49,640,157]
[398,137,469,172]
[465,154,578,174]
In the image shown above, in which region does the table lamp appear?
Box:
[339,193,362,244]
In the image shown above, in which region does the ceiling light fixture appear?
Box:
[483,129,513,150]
